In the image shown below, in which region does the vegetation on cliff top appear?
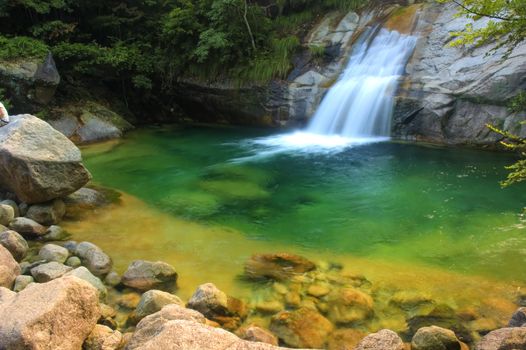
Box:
[0,0,366,97]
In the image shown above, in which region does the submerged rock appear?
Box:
[327,328,366,350]
[0,114,91,203]
[354,329,404,350]
[63,187,108,220]
[411,326,461,350]
[0,276,100,350]
[238,325,279,346]
[122,260,177,291]
[244,253,316,281]
[270,307,334,348]
[327,287,374,324]
[0,244,20,288]
[0,230,28,261]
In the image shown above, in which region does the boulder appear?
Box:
[327,287,374,324]
[0,204,14,226]
[64,187,108,219]
[127,305,308,350]
[104,271,121,287]
[475,327,526,350]
[238,326,279,346]
[83,324,122,350]
[187,283,247,328]
[66,256,82,267]
[135,289,184,320]
[354,329,405,350]
[244,253,316,281]
[411,326,461,350]
[122,260,177,291]
[0,229,28,261]
[30,261,72,282]
[1,199,20,217]
[508,307,526,327]
[26,199,66,225]
[39,243,69,263]
[47,101,133,144]
[43,225,68,241]
[0,276,100,350]
[65,266,107,300]
[9,217,46,236]
[75,241,112,277]
[270,307,334,348]
[0,244,20,288]
[0,286,16,304]
[13,275,34,292]
[0,114,91,204]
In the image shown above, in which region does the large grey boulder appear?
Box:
[0,276,100,350]
[0,230,28,261]
[47,101,133,144]
[0,55,60,113]
[0,244,20,288]
[75,241,112,277]
[122,260,177,291]
[0,114,91,204]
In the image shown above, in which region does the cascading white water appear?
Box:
[307,27,418,138]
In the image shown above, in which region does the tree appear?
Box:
[447,0,526,58]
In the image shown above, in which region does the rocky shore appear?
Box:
[1,114,526,350]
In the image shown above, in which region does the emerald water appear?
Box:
[65,125,526,332]
[79,126,526,280]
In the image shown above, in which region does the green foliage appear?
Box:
[309,44,326,61]
[487,123,526,187]
[444,0,526,58]
[0,36,49,61]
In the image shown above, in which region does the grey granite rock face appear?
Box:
[392,2,526,145]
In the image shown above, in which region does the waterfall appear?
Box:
[307,27,418,138]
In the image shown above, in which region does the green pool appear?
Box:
[64,125,526,333]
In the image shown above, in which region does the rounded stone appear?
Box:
[39,244,69,263]
[0,230,28,262]
[65,256,82,268]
